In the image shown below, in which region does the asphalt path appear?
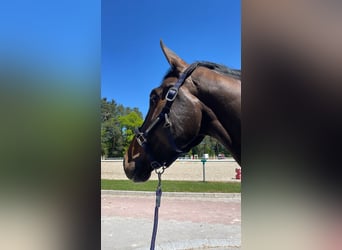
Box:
[101,191,241,250]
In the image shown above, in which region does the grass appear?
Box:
[101,179,240,193]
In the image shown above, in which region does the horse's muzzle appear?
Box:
[123,155,152,182]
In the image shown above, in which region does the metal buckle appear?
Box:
[135,128,147,147]
[166,87,178,102]
[136,134,146,147]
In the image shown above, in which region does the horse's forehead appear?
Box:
[150,87,162,96]
[161,75,178,86]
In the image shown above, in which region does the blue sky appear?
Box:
[102,0,241,116]
[1,1,99,80]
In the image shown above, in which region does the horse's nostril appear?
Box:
[123,157,135,180]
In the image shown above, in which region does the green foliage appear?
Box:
[188,136,231,158]
[118,111,143,152]
[101,179,241,193]
[101,98,143,158]
[101,117,123,157]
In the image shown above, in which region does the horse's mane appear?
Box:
[197,61,241,80]
[164,61,241,80]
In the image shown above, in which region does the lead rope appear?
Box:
[150,167,165,250]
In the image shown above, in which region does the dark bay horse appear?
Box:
[124,41,241,182]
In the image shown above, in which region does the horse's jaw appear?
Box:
[123,155,152,182]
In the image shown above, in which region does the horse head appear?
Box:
[124,41,241,182]
[123,41,206,182]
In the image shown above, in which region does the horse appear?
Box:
[124,41,241,182]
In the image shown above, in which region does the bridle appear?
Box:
[134,62,201,170]
[135,62,201,250]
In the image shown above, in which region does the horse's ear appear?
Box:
[160,40,187,72]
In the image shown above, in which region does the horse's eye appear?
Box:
[150,95,159,105]
[162,86,174,99]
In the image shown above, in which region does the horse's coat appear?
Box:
[124,41,241,182]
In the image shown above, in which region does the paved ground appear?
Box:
[101,159,241,249]
[101,191,241,250]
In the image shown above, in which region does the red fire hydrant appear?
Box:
[235,168,241,180]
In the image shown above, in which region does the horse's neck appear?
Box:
[190,68,241,163]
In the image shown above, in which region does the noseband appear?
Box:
[134,62,200,170]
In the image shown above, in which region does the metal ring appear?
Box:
[154,166,166,175]
[154,168,164,175]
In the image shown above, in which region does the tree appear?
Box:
[189,136,231,158]
[101,98,144,158]
[101,98,117,122]
[118,111,143,152]
[101,117,123,158]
